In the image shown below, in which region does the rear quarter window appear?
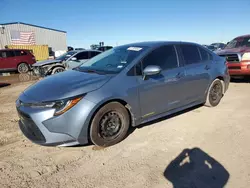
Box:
[180,44,201,65]
[15,50,28,56]
[198,47,213,61]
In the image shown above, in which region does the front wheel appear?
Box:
[90,102,130,147]
[51,67,65,75]
[205,79,224,107]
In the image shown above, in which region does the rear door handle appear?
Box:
[205,65,211,70]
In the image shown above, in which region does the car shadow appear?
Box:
[0,83,11,88]
[164,147,230,188]
[230,77,250,83]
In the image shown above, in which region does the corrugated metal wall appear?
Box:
[0,23,67,52]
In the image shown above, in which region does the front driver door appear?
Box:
[138,45,186,120]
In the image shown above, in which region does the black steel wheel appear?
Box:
[205,79,224,107]
[90,102,130,147]
[17,63,29,74]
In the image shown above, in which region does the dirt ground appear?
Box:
[0,78,250,188]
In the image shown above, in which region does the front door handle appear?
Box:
[176,72,184,79]
[205,65,211,70]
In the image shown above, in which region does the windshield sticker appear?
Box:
[117,65,123,68]
[121,61,127,64]
[127,47,142,51]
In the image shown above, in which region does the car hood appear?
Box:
[217,46,250,55]
[32,59,62,67]
[23,70,113,102]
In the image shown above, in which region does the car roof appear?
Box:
[75,49,102,53]
[118,41,200,48]
[235,34,250,39]
[0,49,29,52]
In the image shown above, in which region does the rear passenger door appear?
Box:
[179,44,212,103]
[138,45,186,119]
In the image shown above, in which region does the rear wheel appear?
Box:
[17,63,29,74]
[51,67,65,74]
[205,79,224,107]
[90,102,130,147]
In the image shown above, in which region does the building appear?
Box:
[0,22,67,53]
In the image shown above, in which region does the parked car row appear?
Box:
[16,41,230,147]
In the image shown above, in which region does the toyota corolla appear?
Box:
[16,41,230,147]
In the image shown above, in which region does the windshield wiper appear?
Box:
[74,68,106,75]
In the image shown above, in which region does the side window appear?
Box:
[180,45,201,65]
[89,51,100,58]
[198,47,211,61]
[1,51,15,58]
[15,50,27,56]
[142,45,178,70]
[74,52,88,60]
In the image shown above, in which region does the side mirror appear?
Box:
[143,65,161,79]
[71,57,77,61]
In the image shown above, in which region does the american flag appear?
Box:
[10,30,36,45]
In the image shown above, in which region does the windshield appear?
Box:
[225,37,250,49]
[77,45,148,74]
[56,51,77,61]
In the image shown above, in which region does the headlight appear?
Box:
[242,52,250,61]
[28,96,82,116]
[53,97,82,116]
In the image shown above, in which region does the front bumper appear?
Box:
[16,94,97,146]
[227,61,250,76]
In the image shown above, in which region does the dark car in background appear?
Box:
[97,46,113,52]
[211,43,226,51]
[32,50,101,76]
[216,34,250,78]
[16,41,229,147]
[0,49,36,73]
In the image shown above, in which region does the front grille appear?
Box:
[228,66,241,70]
[219,54,239,63]
[17,109,46,143]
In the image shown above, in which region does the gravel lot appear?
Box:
[0,80,250,188]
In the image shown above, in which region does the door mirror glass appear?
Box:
[143,65,162,76]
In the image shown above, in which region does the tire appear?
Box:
[205,79,224,107]
[51,67,65,75]
[90,102,130,147]
[17,63,29,74]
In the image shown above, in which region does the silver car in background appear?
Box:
[32,50,101,76]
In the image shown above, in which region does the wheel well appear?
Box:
[87,99,133,142]
[216,76,225,94]
[94,99,131,123]
[17,62,28,68]
[216,76,224,81]
[47,65,65,74]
